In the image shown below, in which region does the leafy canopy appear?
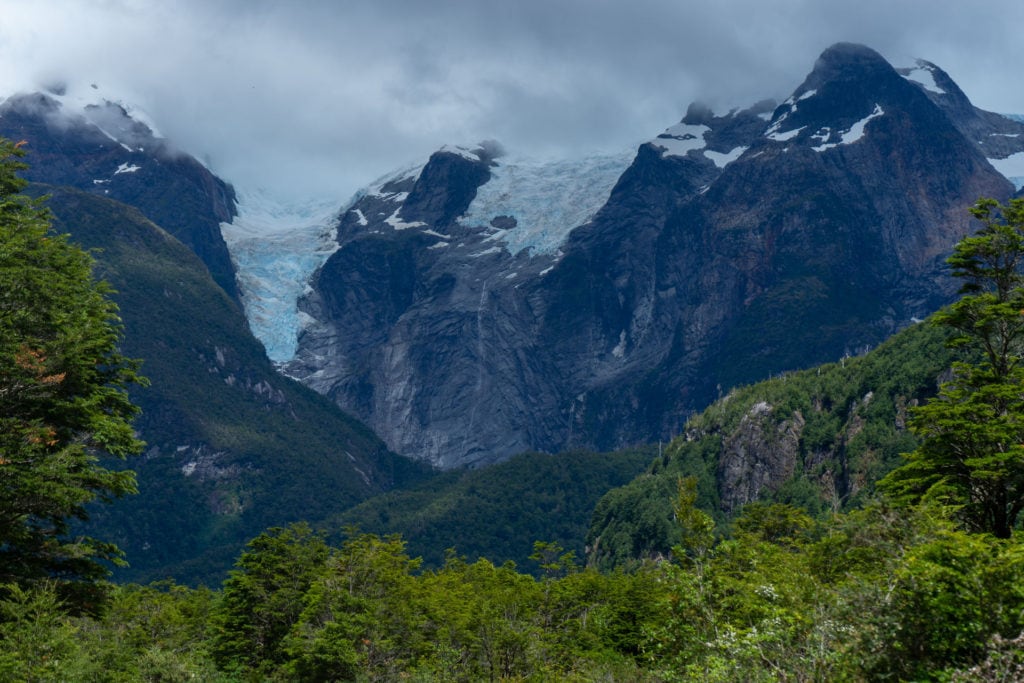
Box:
[883,198,1024,538]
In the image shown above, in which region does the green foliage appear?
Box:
[884,198,1024,537]
[0,138,144,612]
[0,580,224,681]
[339,448,653,573]
[588,319,953,568]
[672,476,715,562]
[200,528,669,681]
[9,505,1024,681]
[210,523,331,671]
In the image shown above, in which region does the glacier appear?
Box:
[458,151,635,256]
[224,150,634,363]
[221,189,341,363]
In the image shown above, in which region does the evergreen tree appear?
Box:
[883,197,1024,537]
[0,138,144,611]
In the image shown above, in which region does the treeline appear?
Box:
[5,501,1024,681]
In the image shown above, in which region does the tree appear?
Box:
[210,523,331,672]
[883,197,1024,537]
[0,137,144,611]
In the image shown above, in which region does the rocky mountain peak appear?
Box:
[0,90,240,301]
[682,101,715,125]
[807,42,894,85]
[898,59,1024,167]
[401,147,492,226]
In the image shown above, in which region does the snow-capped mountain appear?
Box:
[895,59,1024,190]
[282,43,1023,469]
[0,87,239,300]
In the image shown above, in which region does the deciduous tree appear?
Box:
[883,197,1024,537]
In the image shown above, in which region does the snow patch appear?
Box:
[439,144,482,162]
[988,152,1024,190]
[812,105,884,152]
[612,330,627,359]
[902,63,945,95]
[651,123,709,157]
[704,146,748,168]
[767,126,804,142]
[459,151,634,257]
[350,208,368,226]
[384,208,426,230]
[360,163,425,200]
[220,189,341,363]
[114,162,140,174]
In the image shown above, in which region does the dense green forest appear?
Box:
[336,448,654,572]
[6,508,1024,681]
[7,128,1024,680]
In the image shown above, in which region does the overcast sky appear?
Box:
[1,0,1022,202]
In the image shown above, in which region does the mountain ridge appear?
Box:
[283,42,1022,469]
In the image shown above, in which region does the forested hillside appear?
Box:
[7,160,1024,678]
[587,319,956,569]
[337,448,654,572]
[36,185,431,585]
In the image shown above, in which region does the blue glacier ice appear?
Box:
[221,189,341,363]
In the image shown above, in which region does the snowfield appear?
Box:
[459,151,635,256]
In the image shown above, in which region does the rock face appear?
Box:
[0,91,240,301]
[288,43,1023,469]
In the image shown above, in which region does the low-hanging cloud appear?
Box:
[1,0,1022,202]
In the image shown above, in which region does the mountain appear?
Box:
[0,88,240,302]
[281,43,1023,469]
[0,90,435,584]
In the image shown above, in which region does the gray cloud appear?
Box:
[1,0,1022,201]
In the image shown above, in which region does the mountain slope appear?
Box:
[286,43,1021,469]
[39,186,430,584]
[563,43,1015,448]
[585,319,955,569]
